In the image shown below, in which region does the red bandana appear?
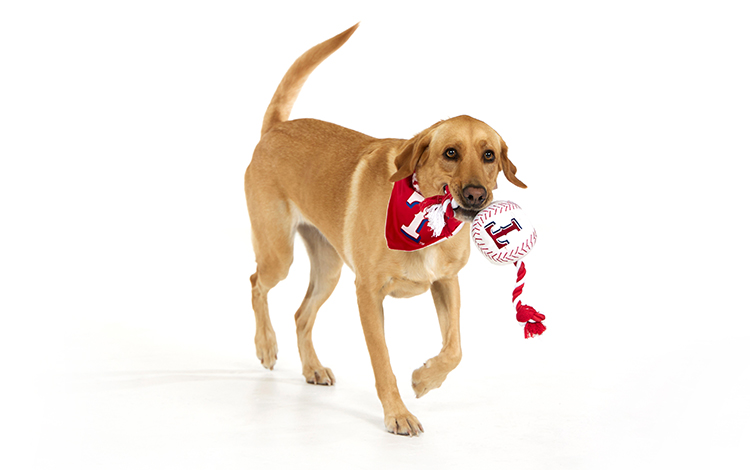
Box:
[385,175,464,251]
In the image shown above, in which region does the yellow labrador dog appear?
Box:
[245,24,526,435]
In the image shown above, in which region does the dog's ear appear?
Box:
[389,127,435,182]
[499,140,527,188]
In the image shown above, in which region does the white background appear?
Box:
[2,1,749,468]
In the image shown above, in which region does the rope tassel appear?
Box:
[513,261,546,338]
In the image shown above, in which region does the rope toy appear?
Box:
[471,200,546,338]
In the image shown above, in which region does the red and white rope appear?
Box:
[513,260,546,338]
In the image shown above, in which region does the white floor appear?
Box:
[12,244,750,469]
[3,1,749,469]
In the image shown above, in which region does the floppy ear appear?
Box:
[499,141,527,188]
[389,127,435,182]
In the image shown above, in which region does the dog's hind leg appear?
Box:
[247,198,296,371]
[294,224,343,385]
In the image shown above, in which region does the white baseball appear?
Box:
[471,200,537,265]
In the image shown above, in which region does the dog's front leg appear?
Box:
[356,281,423,436]
[412,276,463,398]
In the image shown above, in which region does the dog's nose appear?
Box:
[462,185,487,207]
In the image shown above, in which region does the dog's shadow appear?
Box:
[74,367,383,430]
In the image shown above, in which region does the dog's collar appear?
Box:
[385,174,464,251]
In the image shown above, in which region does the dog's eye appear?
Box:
[483,150,495,162]
[444,148,458,159]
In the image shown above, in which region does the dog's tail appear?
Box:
[260,23,359,136]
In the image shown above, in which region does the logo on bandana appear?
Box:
[385,176,464,251]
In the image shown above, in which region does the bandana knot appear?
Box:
[419,186,457,237]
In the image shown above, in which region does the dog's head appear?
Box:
[390,115,526,222]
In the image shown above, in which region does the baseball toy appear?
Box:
[472,201,546,338]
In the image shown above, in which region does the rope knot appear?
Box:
[516,304,546,324]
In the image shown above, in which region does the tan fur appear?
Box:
[245,24,525,436]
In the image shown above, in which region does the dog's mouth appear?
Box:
[448,186,490,222]
[452,206,481,222]
[453,193,492,222]
[451,196,490,222]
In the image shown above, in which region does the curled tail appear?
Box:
[260,23,359,136]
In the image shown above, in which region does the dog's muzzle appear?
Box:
[451,185,488,222]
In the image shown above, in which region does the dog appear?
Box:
[245,24,526,436]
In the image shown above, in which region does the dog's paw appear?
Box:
[303,366,336,386]
[411,359,449,398]
[255,330,278,370]
[384,410,423,437]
